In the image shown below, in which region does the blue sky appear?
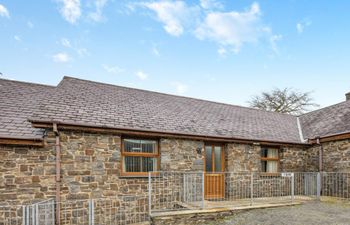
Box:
[0,0,349,108]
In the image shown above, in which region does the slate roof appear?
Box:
[30,77,302,144]
[0,79,54,139]
[1,76,349,144]
[300,100,350,139]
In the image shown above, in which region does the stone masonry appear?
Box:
[1,129,350,217]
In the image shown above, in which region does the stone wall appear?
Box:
[318,139,350,172]
[2,129,350,202]
[0,135,56,204]
[225,143,260,172]
[160,138,204,171]
[225,143,308,173]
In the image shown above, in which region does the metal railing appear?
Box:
[148,172,350,214]
[0,196,149,225]
[1,172,350,224]
[321,172,350,200]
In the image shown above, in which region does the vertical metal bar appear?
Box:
[35,204,39,225]
[148,172,152,216]
[26,205,29,225]
[250,172,254,206]
[202,171,205,209]
[92,199,95,225]
[22,206,26,225]
[317,172,321,200]
[32,204,35,225]
[291,173,295,203]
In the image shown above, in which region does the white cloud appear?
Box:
[151,46,160,56]
[102,64,124,74]
[27,21,34,28]
[200,0,223,10]
[58,0,81,24]
[88,0,108,22]
[296,20,312,34]
[0,4,10,18]
[14,35,21,42]
[76,48,90,57]
[135,1,279,55]
[195,2,270,54]
[61,38,71,47]
[141,1,198,36]
[172,82,188,94]
[136,70,149,80]
[60,38,90,57]
[217,47,227,56]
[270,34,282,54]
[52,52,71,63]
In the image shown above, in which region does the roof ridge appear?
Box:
[0,77,56,88]
[62,76,297,118]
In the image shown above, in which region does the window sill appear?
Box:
[119,172,160,178]
[259,173,280,177]
[119,175,149,179]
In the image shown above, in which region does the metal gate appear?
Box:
[23,199,55,225]
[183,173,204,204]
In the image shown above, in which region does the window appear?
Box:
[261,147,279,173]
[121,138,159,176]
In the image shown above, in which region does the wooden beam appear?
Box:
[0,138,44,146]
[313,133,350,143]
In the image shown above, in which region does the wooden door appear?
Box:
[204,144,225,199]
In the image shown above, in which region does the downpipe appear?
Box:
[316,137,323,200]
[53,123,61,225]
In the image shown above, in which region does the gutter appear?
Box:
[28,119,310,147]
[53,123,61,225]
[308,131,350,144]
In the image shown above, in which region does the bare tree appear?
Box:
[248,88,319,115]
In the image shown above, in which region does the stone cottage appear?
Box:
[1,76,350,205]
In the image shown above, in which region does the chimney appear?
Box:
[346,92,350,101]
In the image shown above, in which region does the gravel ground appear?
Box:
[204,202,350,225]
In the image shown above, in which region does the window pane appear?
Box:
[266,161,278,173]
[141,140,157,153]
[123,156,141,172]
[261,161,267,172]
[143,157,157,172]
[267,149,278,158]
[261,148,268,157]
[214,146,222,172]
[261,148,278,158]
[123,156,157,172]
[205,146,212,172]
[124,139,157,153]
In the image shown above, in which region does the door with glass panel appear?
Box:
[204,144,225,199]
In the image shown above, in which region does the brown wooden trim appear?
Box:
[309,132,350,144]
[260,147,280,173]
[122,152,159,157]
[121,137,160,176]
[30,121,309,147]
[261,157,279,161]
[0,138,44,146]
[204,143,225,172]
